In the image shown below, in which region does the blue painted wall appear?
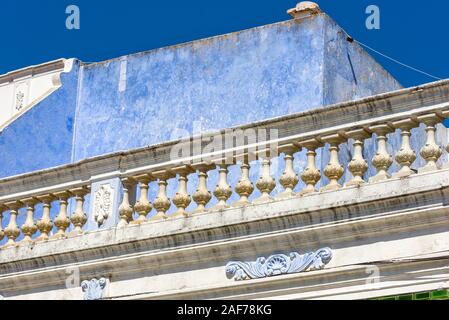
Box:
[73,14,401,162]
[0,61,80,178]
[0,14,402,178]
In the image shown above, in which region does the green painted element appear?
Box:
[372,289,449,300]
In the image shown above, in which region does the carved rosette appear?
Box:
[93,184,113,227]
[81,278,107,300]
[226,247,333,281]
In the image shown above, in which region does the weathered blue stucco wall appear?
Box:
[0,13,403,179]
[72,13,402,162]
[0,61,80,178]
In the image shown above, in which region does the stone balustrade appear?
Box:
[0,84,449,249]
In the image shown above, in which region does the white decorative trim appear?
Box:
[93,184,114,227]
[226,248,333,281]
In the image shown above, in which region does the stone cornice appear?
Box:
[0,169,448,295]
[0,59,67,85]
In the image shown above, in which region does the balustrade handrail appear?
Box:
[0,79,449,248]
[1,79,449,202]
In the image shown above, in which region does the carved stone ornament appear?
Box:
[81,278,107,300]
[93,184,113,227]
[226,247,333,281]
[15,91,25,111]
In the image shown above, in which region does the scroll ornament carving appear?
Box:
[226,248,333,281]
[81,278,107,300]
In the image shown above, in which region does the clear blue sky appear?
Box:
[1,0,448,88]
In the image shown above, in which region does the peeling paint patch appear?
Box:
[119,59,127,93]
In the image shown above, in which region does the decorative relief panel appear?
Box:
[93,184,114,227]
[226,247,333,281]
[13,81,29,113]
[81,278,107,300]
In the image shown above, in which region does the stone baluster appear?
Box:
[192,164,215,213]
[36,195,55,241]
[321,134,345,191]
[418,114,444,173]
[232,155,255,207]
[369,125,395,183]
[254,152,276,204]
[70,187,89,235]
[21,198,38,244]
[152,171,174,220]
[277,144,300,199]
[172,166,194,218]
[53,191,72,239]
[131,174,153,224]
[118,178,136,228]
[346,129,370,186]
[299,139,322,195]
[443,111,449,169]
[213,163,233,210]
[4,201,22,248]
[0,205,4,242]
[391,119,419,178]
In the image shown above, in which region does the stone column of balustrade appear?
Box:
[0,205,5,242]
[277,144,300,199]
[192,163,215,213]
[444,112,449,168]
[3,201,22,248]
[36,195,55,241]
[131,174,153,225]
[345,129,370,187]
[232,154,255,207]
[53,191,72,239]
[369,124,395,183]
[118,178,136,228]
[212,162,233,210]
[417,114,444,173]
[390,119,419,179]
[172,166,195,218]
[299,139,323,195]
[152,170,175,220]
[320,134,345,191]
[70,187,89,234]
[253,150,277,204]
[21,197,38,244]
